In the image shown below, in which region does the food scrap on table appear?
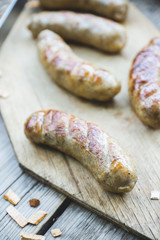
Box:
[51,229,62,238]
[20,231,45,240]
[29,198,40,207]
[28,210,47,225]
[6,205,28,227]
[150,190,160,200]
[4,189,20,205]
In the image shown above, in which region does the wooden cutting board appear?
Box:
[0,3,160,239]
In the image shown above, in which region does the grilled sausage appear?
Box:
[39,0,128,22]
[129,38,160,128]
[28,11,126,53]
[25,109,137,193]
[36,30,121,101]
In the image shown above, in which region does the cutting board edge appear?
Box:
[0,2,159,240]
[19,161,150,240]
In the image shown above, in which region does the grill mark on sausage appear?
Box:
[26,112,45,133]
[129,38,160,128]
[69,117,88,148]
[53,111,67,141]
[87,123,107,168]
[44,110,55,133]
[88,123,101,155]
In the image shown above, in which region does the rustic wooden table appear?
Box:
[0,1,160,239]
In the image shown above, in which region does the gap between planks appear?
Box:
[21,164,150,240]
[44,202,142,240]
[0,113,68,239]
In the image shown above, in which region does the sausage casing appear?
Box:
[129,38,160,128]
[36,30,121,101]
[39,0,128,22]
[28,11,126,53]
[25,109,137,193]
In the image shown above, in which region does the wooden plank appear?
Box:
[0,174,36,221]
[0,181,66,239]
[0,114,23,194]
[0,114,66,238]
[0,3,160,239]
[45,202,140,240]
[0,139,66,239]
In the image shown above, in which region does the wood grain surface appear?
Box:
[0,113,140,239]
[45,202,140,240]
[0,118,66,240]
[0,3,160,240]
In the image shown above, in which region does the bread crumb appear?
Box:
[6,205,28,227]
[29,199,40,207]
[150,190,160,200]
[4,189,20,205]
[28,210,47,225]
[20,231,45,240]
[51,229,62,238]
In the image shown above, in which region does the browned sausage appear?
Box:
[129,38,160,128]
[36,30,121,101]
[28,11,126,53]
[25,109,137,193]
[39,0,129,22]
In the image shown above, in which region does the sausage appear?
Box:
[36,30,121,101]
[39,0,128,22]
[129,38,160,128]
[25,109,137,193]
[28,11,126,53]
